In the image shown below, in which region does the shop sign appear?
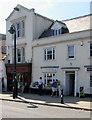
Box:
[87,68,92,71]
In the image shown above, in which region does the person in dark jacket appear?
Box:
[51,79,58,96]
[38,77,43,95]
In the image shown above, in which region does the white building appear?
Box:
[6,4,54,91]
[6,4,92,96]
[32,15,92,97]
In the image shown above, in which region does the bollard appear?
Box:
[61,89,64,104]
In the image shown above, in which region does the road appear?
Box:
[1,100,91,118]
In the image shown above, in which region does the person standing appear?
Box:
[51,79,58,97]
[38,77,43,95]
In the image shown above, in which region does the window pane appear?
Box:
[44,49,46,60]
[17,23,21,37]
[44,73,56,86]
[90,75,92,87]
[53,48,55,59]
[90,43,92,57]
[44,48,56,61]
[22,48,25,62]
[22,21,25,37]
[47,49,52,60]
[17,49,21,62]
[68,46,74,58]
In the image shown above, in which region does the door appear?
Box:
[66,71,75,96]
[7,73,13,91]
[69,74,75,96]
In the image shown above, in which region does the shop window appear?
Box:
[44,73,56,86]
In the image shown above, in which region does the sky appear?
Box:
[0,0,91,34]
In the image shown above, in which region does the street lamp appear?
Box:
[8,25,18,99]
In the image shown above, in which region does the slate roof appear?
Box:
[39,22,69,39]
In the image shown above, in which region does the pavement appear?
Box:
[0,92,92,111]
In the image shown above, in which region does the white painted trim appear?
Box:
[63,70,78,96]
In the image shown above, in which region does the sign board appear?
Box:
[87,68,92,71]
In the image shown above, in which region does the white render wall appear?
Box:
[32,30,91,95]
[33,14,53,40]
[6,4,53,63]
[6,5,34,63]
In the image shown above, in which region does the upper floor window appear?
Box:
[54,29,61,36]
[16,20,25,38]
[1,46,6,54]
[68,45,75,59]
[12,47,25,63]
[44,47,56,61]
[17,47,25,63]
[90,43,92,57]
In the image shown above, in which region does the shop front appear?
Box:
[6,63,32,92]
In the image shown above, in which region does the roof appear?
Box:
[62,14,92,22]
[62,14,91,33]
[6,4,54,23]
[39,21,69,39]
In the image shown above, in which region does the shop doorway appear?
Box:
[66,71,75,96]
[7,73,13,91]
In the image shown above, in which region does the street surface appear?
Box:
[1,100,91,118]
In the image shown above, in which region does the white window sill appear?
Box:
[44,59,56,62]
[66,58,76,60]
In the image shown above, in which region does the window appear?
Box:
[17,48,21,63]
[17,23,21,37]
[54,29,61,36]
[1,46,6,54]
[22,21,25,37]
[44,73,56,86]
[90,43,92,57]
[16,20,25,38]
[68,45,75,59]
[90,75,92,87]
[17,48,25,63]
[12,48,25,63]
[44,47,56,61]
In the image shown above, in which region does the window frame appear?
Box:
[12,47,25,63]
[1,46,6,54]
[16,20,25,38]
[54,29,61,36]
[90,75,92,88]
[90,43,92,57]
[44,47,56,61]
[44,73,56,86]
[67,45,75,59]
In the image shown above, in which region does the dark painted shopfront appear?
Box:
[6,63,32,92]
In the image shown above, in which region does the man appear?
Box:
[38,77,43,95]
[51,79,58,97]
